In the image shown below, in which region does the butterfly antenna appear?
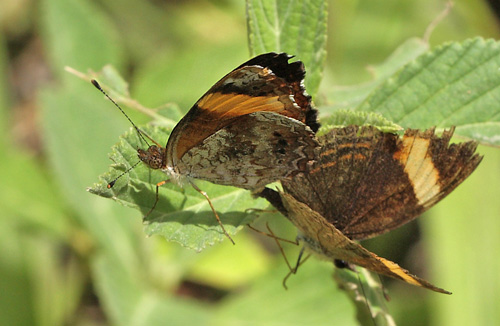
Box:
[91,79,151,147]
[107,160,142,188]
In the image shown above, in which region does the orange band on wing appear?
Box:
[197,92,286,118]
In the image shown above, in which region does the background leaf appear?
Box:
[323,37,430,111]
[356,37,500,146]
[246,0,328,96]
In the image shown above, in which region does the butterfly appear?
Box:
[93,52,320,243]
[258,125,482,293]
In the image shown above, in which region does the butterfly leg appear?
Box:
[189,181,235,245]
[247,223,298,245]
[282,247,311,290]
[143,180,170,220]
[247,223,298,277]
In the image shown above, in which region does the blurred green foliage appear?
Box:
[1,1,500,326]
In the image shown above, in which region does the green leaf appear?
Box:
[323,37,430,112]
[318,110,403,135]
[356,37,500,146]
[89,126,270,251]
[246,0,328,96]
[93,0,177,63]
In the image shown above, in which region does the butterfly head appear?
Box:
[137,145,167,170]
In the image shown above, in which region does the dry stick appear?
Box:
[65,66,173,125]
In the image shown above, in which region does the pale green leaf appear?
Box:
[318,110,403,135]
[67,65,180,128]
[0,218,84,326]
[133,45,247,111]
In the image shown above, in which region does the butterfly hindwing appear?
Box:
[283,126,482,240]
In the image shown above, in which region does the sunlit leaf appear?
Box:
[356,37,500,146]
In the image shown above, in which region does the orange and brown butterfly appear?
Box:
[258,125,482,294]
[93,52,320,243]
